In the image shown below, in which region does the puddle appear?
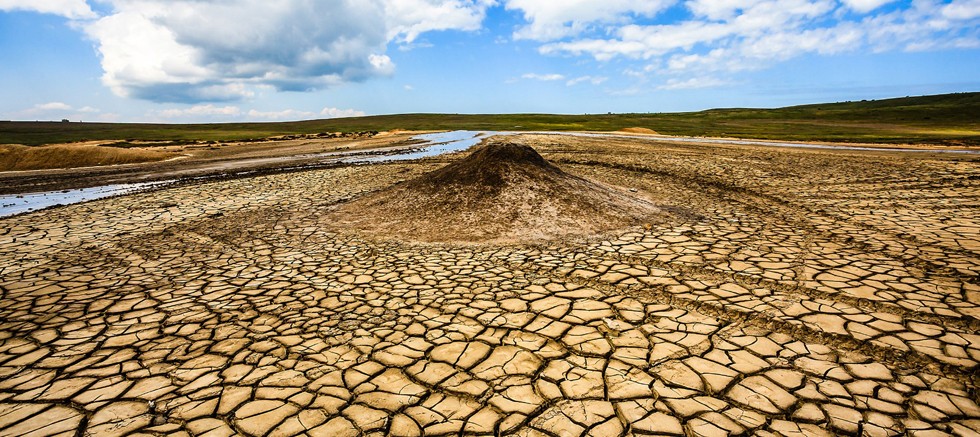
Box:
[341,130,493,163]
[0,180,175,218]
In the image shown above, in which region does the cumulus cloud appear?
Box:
[13,102,103,120]
[860,1,980,52]
[539,0,841,61]
[522,73,565,81]
[657,76,729,90]
[321,107,367,118]
[34,102,74,111]
[149,105,363,121]
[16,0,979,104]
[386,0,496,43]
[504,0,674,40]
[516,0,980,83]
[840,0,895,13]
[0,0,95,19]
[157,105,242,119]
[942,0,980,20]
[80,0,494,103]
[566,75,608,86]
[247,109,318,121]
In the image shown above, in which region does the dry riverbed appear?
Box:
[0,131,423,195]
[0,133,978,436]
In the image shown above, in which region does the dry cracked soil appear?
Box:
[0,133,978,437]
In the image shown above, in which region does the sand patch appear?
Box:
[618,127,659,135]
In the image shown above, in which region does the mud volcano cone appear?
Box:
[327,140,663,243]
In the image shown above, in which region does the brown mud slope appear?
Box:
[328,140,663,243]
[619,127,659,134]
[0,143,177,171]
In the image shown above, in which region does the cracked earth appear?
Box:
[1,134,978,436]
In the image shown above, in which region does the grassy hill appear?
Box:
[2,92,978,146]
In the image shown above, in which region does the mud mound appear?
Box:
[326,140,663,243]
[619,127,659,135]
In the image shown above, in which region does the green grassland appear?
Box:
[2,92,978,146]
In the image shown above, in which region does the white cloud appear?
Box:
[17,0,980,108]
[522,73,565,81]
[35,102,73,111]
[527,0,980,83]
[860,1,980,52]
[608,86,647,96]
[157,105,242,119]
[541,0,840,61]
[247,109,317,121]
[0,0,96,19]
[941,0,980,20]
[147,105,363,121]
[686,0,764,21]
[566,75,608,86]
[385,0,496,43]
[840,0,894,13]
[657,76,729,89]
[81,0,493,103]
[505,0,675,40]
[321,107,367,118]
[12,102,104,120]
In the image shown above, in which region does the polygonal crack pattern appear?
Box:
[1,136,978,436]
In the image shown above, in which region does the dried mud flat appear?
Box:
[1,133,978,436]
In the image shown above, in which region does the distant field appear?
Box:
[1,92,978,146]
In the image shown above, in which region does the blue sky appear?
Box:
[1,0,978,123]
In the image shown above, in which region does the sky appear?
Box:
[1,0,978,123]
